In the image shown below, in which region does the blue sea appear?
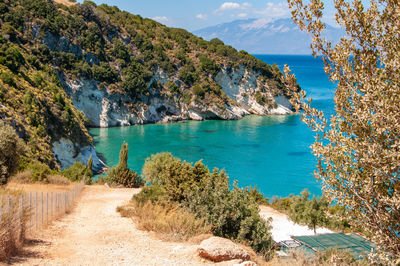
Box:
[90,55,335,198]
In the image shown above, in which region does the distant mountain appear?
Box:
[193,18,344,55]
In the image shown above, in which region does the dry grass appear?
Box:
[46,174,72,185]
[118,200,212,241]
[54,0,76,6]
[10,171,71,186]
[7,172,75,192]
[0,191,30,262]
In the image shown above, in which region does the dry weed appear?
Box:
[118,200,211,241]
[0,192,30,262]
[46,175,71,185]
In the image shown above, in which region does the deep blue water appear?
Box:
[91,55,335,198]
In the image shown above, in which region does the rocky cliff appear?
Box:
[60,64,292,128]
[0,0,294,171]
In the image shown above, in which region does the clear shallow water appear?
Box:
[91,55,335,198]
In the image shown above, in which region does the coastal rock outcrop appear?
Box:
[60,65,293,128]
[52,138,106,172]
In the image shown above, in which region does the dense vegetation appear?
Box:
[134,153,273,257]
[0,0,286,175]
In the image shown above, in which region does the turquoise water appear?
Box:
[90,55,335,198]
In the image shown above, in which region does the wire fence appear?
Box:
[0,176,85,236]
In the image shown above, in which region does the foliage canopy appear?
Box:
[285,0,400,260]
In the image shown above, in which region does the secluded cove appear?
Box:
[90,55,335,198]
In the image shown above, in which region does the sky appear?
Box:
[79,0,342,31]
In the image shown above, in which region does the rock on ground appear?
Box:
[198,237,251,262]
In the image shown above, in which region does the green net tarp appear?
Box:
[292,233,376,260]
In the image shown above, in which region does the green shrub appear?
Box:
[142,152,179,184]
[92,62,117,83]
[192,84,205,98]
[62,162,86,182]
[254,92,266,106]
[0,121,25,185]
[210,38,224,46]
[142,153,208,202]
[133,183,166,204]
[165,81,180,94]
[178,64,198,86]
[121,60,152,97]
[248,186,269,205]
[1,72,16,87]
[139,153,273,257]
[199,55,220,76]
[4,46,25,72]
[107,167,142,188]
[26,161,52,182]
[185,172,272,256]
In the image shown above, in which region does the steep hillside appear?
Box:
[194,18,343,55]
[0,0,293,170]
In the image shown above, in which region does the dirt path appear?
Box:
[11,186,210,266]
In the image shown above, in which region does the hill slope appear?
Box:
[0,0,293,170]
[194,18,343,55]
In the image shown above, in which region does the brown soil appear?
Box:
[10,185,212,265]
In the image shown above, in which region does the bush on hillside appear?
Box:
[185,171,272,256]
[62,162,87,182]
[142,152,179,184]
[0,121,25,185]
[139,153,273,257]
[178,64,198,86]
[25,161,52,182]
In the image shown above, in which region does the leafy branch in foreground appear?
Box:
[285,0,400,261]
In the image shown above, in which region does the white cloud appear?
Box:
[242,2,252,8]
[213,1,289,19]
[219,2,241,11]
[152,16,169,23]
[254,2,290,18]
[215,2,251,13]
[196,14,208,20]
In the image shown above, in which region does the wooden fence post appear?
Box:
[29,192,32,234]
[35,192,38,230]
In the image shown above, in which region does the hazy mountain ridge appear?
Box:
[194,18,344,55]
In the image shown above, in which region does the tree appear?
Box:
[303,196,328,234]
[0,121,25,184]
[106,143,143,188]
[118,143,128,170]
[86,155,93,185]
[285,0,400,260]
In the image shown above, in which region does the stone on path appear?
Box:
[198,237,251,262]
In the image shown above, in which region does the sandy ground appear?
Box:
[10,185,212,266]
[259,205,332,242]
